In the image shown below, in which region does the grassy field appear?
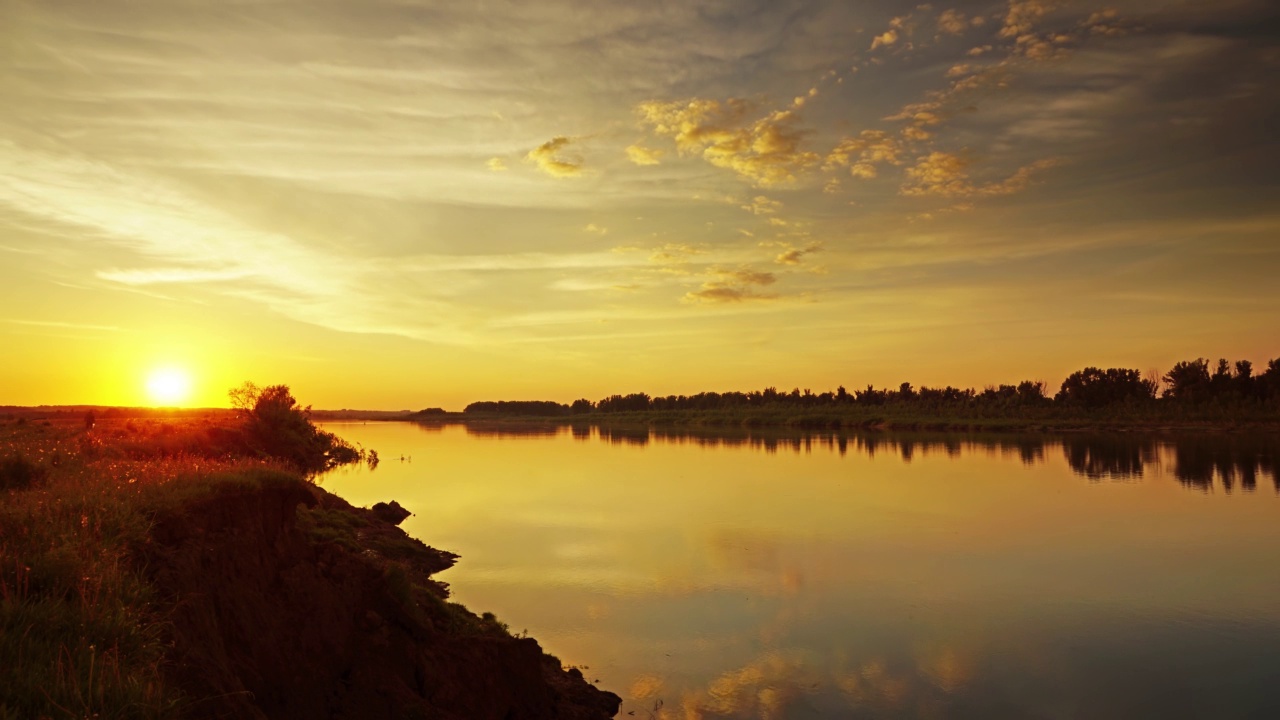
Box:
[0,415,298,719]
[0,410,619,720]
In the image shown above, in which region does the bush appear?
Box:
[229,382,363,473]
[0,454,45,491]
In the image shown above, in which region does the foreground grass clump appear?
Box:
[0,415,329,720]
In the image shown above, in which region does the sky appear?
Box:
[1,0,1277,409]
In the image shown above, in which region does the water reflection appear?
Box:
[418,421,1280,493]
[324,422,1280,719]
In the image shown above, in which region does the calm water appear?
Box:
[319,423,1280,719]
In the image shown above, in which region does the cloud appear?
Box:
[999,0,1076,61]
[636,98,819,187]
[1083,8,1131,37]
[1000,0,1057,40]
[583,223,608,235]
[742,195,782,215]
[95,267,255,285]
[824,130,902,179]
[649,243,705,263]
[625,143,664,166]
[870,29,899,50]
[683,266,778,303]
[773,241,822,265]
[526,136,583,177]
[900,152,1061,197]
[3,319,120,332]
[487,157,508,172]
[937,9,969,36]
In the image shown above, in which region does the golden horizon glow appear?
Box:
[144,368,193,407]
[1,1,1276,409]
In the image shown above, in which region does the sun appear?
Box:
[145,368,193,406]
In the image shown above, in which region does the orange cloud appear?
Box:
[937,9,969,36]
[774,241,822,265]
[742,195,782,215]
[625,143,663,166]
[901,152,1061,197]
[525,136,582,177]
[825,130,902,179]
[637,98,819,187]
[870,29,899,50]
[683,267,778,303]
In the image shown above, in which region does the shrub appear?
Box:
[0,453,45,491]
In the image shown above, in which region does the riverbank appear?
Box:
[0,416,620,719]
[412,407,1280,434]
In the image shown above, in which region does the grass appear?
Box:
[0,416,298,720]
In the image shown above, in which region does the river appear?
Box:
[319,422,1280,719]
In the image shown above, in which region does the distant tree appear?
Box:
[1056,367,1150,408]
[570,398,594,414]
[1016,380,1050,405]
[1162,359,1211,403]
[1210,358,1234,398]
[855,385,886,406]
[229,381,262,415]
[1142,369,1163,399]
[1259,359,1280,402]
[1234,360,1255,399]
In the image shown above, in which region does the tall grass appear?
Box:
[0,417,296,720]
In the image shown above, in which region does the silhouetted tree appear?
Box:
[229,382,360,471]
[1234,360,1255,399]
[1056,367,1151,408]
[1163,359,1211,402]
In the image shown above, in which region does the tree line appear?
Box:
[460,357,1280,417]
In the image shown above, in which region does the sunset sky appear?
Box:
[2,0,1277,409]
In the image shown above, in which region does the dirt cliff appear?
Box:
[140,473,620,719]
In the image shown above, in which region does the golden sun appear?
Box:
[145,368,192,406]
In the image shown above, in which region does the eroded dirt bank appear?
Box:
[140,474,620,719]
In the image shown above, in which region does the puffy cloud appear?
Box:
[945,63,972,78]
[683,267,778,303]
[649,243,705,263]
[825,130,902,179]
[902,126,933,141]
[870,29,899,50]
[937,9,969,36]
[1000,0,1057,40]
[1084,8,1131,37]
[997,0,1102,61]
[525,136,582,177]
[901,152,1061,197]
[742,195,783,215]
[625,143,664,166]
[773,241,822,265]
[583,223,608,235]
[486,157,508,172]
[637,98,819,186]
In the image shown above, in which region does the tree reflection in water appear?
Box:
[420,420,1280,494]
